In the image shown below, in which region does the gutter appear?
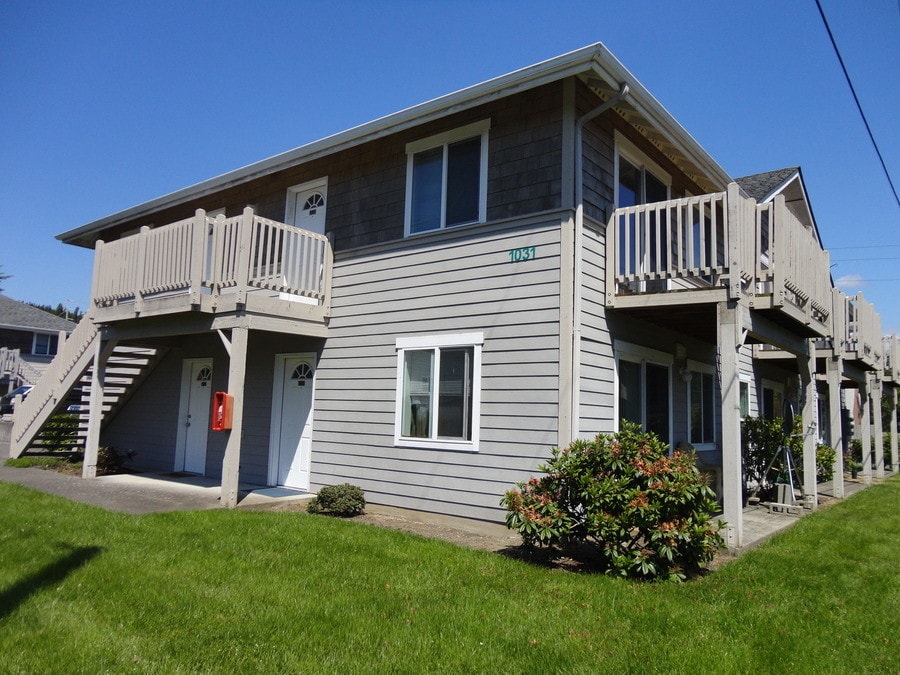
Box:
[569,82,630,441]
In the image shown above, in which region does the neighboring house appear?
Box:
[0,294,75,392]
[11,43,896,548]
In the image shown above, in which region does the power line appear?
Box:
[814,0,900,209]
[829,244,900,249]
[832,257,900,262]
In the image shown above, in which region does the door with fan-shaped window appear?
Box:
[286,179,327,236]
[269,354,316,489]
[176,359,213,474]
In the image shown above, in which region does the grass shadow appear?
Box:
[0,544,103,620]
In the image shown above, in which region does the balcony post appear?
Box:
[221,326,248,508]
[872,375,884,480]
[772,194,787,308]
[798,339,818,509]
[134,226,150,314]
[235,207,255,306]
[726,183,742,300]
[718,300,744,550]
[604,213,617,307]
[891,387,898,473]
[82,338,117,479]
[190,210,207,304]
[860,376,873,484]
[90,239,105,310]
[826,354,845,498]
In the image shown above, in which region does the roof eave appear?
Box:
[58,42,734,246]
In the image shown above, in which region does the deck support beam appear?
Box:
[891,387,898,474]
[860,377,873,484]
[826,354,845,498]
[871,374,884,480]
[798,340,817,509]
[221,326,248,508]
[82,338,118,479]
[718,301,744,549]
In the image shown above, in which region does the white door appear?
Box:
[176,359,213,474]
[270,354,315,489]
[286,179,327,235]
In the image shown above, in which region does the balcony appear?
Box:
[604,184,831,340]
[831,290,883,371]
[885,334,900,384]
[90,208,333,326]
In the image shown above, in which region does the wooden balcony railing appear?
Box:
[884,334,899,383]
[91,208,333,318]
[833,290,883,370]
[605,183,831,333]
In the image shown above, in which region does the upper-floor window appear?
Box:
[405,120,490,236]
[33,332,59,356]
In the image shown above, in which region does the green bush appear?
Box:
[96,446,135,475]
[307,483,365,517]
[815,444,835,482]
[741,416,802,497]
[500,422,723,581]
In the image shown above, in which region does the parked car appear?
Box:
[0,385,33,414]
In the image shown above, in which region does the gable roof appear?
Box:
[0,295,76,333]
[58,42,733,248]
[735,166,823,247]
[735,167,800,202]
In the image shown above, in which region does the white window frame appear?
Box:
[404,120,490,237]
[686,359,716,450]
[32,332,57,356]
[394,332,483,452]
[613,132,671,209]
[613,341,673,446]
[740,377,752,419]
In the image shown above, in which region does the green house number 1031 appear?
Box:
[508,246,537,263]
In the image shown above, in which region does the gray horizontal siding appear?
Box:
[579,221,615,437]
[311,216,565,523]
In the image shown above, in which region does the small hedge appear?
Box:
[307,483,365,517]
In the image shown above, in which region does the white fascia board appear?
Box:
[57,44,607,246]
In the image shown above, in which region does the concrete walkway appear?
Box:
[0,465,311,515]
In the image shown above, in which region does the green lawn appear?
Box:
[1,478,897,673]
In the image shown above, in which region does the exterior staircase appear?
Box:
[10,314,164,458]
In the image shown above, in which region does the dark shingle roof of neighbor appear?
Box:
[0,295,76,332]
[734,167,799,202]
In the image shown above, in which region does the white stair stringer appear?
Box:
[11,315,100,458]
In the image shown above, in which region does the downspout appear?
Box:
[570,82,629,440]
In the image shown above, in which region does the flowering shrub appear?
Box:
[500,422,723,581]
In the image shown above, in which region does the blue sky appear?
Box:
[2,0,898,332]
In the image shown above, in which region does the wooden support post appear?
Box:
[220,326,248,508]
[82,338,117,479]
[860,376,872,485]
[891,387,898,474]
[826,355,845,498]
[798,340,817,509]
[872,376,884,480]
[190,210,207,304]
[718,301,744,550]
[235,208,255,306]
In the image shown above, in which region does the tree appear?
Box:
[0,266,9,293]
